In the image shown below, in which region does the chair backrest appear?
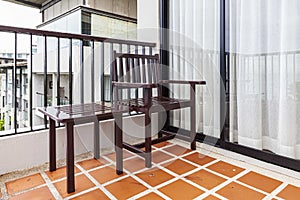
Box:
[113,51,160,84]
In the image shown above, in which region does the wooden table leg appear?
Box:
[94,119,100,159]
[49,119,56,171]
[115,113,123,175]
[66,122,75,193]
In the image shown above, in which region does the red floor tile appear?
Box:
[9,186,55,200]
[153,141,172,148]
[137,192,165,200]
[136,167,174,187]
[105,150,134,162]
[45,166,81,181]
[183,152,216,166]
[163,144,192,156]
[6,173,45,195]
[70,189,110,200]
[53,174,95,198]
[216,182,265,200]
[163,159,197,175]
[89,165,125,184]
[158,179,204,199]
[77,158,108,171]
[238,171,282,193]
[124,156,147,173]
[277,184,300,200]
[203,195,220,200]
[185,169,227,190]
[207,161,245,178]
[105,176,147,200]
[152,150,174,164]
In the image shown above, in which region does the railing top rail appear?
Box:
[0,25,156,47]
[226,50,300,57]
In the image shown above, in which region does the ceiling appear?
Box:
[3,0,50,9]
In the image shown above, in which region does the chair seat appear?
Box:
[116,96,191,113]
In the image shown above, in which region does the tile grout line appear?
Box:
[72,163,118,200]
[40,171,63,200]
[267,182,289,199]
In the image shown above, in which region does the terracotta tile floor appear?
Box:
[1,139,300,200]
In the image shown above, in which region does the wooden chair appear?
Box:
[112,51,206,168]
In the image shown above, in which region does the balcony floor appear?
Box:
[1,139,300,200]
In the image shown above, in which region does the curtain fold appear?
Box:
[169,0,220,138]
[230,0,300,159]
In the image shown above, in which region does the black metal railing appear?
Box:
[0,25,156,137]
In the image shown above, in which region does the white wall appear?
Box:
[0,114,159,174]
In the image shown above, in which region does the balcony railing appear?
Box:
[0,25,156,137]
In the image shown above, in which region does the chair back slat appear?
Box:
[130,58,136,83]
[138,58,146,83]
[113,56,118,82]
[135,58,141,83]
[154,58,160,83]
[113,51,160,85]
[125,57,131,82]
[147,58,152,83]
[119,57,124,81]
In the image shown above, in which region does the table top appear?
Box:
[38,102,128,123]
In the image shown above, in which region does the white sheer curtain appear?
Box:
[169,0,221,138]
[230,0,300,159]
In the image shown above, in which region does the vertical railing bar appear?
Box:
[91,40,95,103]
[127,44,131,99]
[118,43,123,99]
[285,54,288,96]
[5,70,8,119]
[69,38,73,105]
[264,55,267,100]
[19,68,23,112]
[252,57,255,92]
[29,34,33,131]
[135,45,139,99]
[100,42,105,102]
[271,55,274,99]
[43,35,48,128]
[119,43,122,53]
[127,44,131,53]
[57,37,61,106]
[292,54,296,84]
[110,43,114,102]
[80,39,84,104]
[13,32,17,133]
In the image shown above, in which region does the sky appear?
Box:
[0,0,41,52]
[0,0,41,28]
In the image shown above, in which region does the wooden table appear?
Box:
[38,102,126,193]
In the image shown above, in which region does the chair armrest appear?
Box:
[160,80,206,85]
[112,82,158,89]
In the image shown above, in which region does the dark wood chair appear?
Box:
[112,51,206,168]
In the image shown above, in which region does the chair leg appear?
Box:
[158,112,163,138]
[145,110,152,168]
[190,85,196,150]
[190,105,196,150]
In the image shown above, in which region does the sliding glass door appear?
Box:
[229,0,300,159]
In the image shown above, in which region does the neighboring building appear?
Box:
[0,0,158,130]
[32,0,139,126]
[0,53,29,132]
